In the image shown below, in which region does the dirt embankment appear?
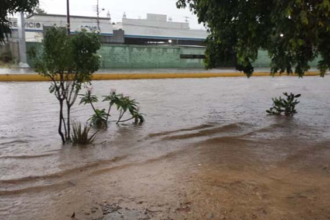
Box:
[66,124,330,220]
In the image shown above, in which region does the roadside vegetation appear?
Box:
[29,27,101,144]
[28,27,145,145]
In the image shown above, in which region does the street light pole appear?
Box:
[66,0,71,35]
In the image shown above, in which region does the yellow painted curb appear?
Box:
[0,71,323,82]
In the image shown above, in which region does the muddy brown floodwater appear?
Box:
[0,77,330,220]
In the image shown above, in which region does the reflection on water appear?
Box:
[0,76,329,219]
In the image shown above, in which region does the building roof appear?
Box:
[32,14,110,21]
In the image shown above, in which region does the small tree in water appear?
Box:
[29,27,101,144]
[267,93,301,116]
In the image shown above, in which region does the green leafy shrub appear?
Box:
[80,88,145,127]
[89,109,108,127]
[114,95,145,124]
[80,88,108,128]
[71,122,97,145]
[267,93,301,116]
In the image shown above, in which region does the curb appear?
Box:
[0,72,323,82]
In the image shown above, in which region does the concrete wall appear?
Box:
[102,30,125,44]
[253,50,320,68]
[98,45,205,68]
[26,43,206,69]
[253,50,272,68]
[26,43,320,69]
[0,41,19,63]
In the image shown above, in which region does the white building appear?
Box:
[8,13,207,45]
[8,14,113,42]
[115,13,207,44]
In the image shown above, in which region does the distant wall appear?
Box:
[98,45,205,69]
[26,42,42,67]
[253,50,272,68]
[253,50,320,68]
[27,43,206,69]
[26,43,320,69]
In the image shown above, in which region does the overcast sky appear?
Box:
[38,0,204,29]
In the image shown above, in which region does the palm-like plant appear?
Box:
[116,96,144,124]
[88,109,108,127]
[103,90,144,124]
[80,88,145,127]
[103,89,122,122]
[80,88,109,127]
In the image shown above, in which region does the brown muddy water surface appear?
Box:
[0,77,330,220]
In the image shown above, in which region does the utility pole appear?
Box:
[95,0,105,32]
[66,0,71,35]
[17,12,29,68]
[96,0,100,31]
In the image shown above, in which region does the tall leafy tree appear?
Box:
[177,0,330,77]
[29,27,101,144]
[0,0,39,42]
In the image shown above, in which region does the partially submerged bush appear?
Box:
[107,92,145,124]
[71,122,97,145]
[80,88,108,128]
[267,92,301,116]
[80,88,145,127]
[89,109,108,127]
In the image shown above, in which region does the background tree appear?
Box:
[27,7,47,19]
[29,27,101,144]
[34,7,46,15]
[177,0,330,77]
[0,0,39,42]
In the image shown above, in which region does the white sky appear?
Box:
[38,0,205,29]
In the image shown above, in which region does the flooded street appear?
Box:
[0,76,330,220]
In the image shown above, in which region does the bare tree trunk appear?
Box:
[59,100,65,144]
[62,117,68,139]
[67,104,71,141]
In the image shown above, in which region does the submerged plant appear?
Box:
[80,89,145,127]
[113,95,145,124]
[89,109,108,127]
[102,89,123,122]
[267,92,301,116]
[71,122,97,145]
[80,88,108,128]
